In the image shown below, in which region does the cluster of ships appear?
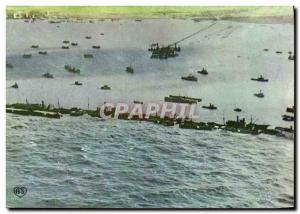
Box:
[6,19,295,140]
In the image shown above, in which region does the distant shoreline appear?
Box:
[6,6,294,24]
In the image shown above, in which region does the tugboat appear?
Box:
[126,66,134,74]
[23,54,32,58]
[42,72,54,78]
[202,103,217,110]
[164,95,201,104]
[251,75,268,82]
[71,42,78,46]
[181,75,198,82]
[31,45,39,49]
[133,100,143,104]
[11,82,18,89]
[61,46,69,49]
[254,90,264,98]
[85,36,92,39]
[64,65,80,73]
[197,68,208,75]
[84,54,93,58]
[92,45,100,49]
[6,63,13,69]
[38,51,47,55]
[234,108,242,112]
[100,85,111,90]
[288,54,294,60]
[74,81,83,86]
[63,40,69,44]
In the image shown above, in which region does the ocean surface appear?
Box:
[6,19,294,208]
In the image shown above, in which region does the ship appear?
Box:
[133,101,143,104]
[64,65,80,73]
[61,46,69,49]
[100,85,111,90]
[42,72,54,78]
[282,115,294,122]
[92,45,100,49]
[38,51,47,55]
[234,108,242,112]
[164,95,201,104]
[31,45,39,49]
[254,90,264,98]
[251,75,268,82]
[202,103,217,110]
[197,68,208,75]
[181,75,198,82]
[71,42,78,46]
[149,43,181,59]
[63,40,70,44]
[126,66,134,74]
[288,54,294,60]
[84,54,93,58]
[264,49,269,51]
[100,33,104,35]
[286,106,295,113]
[74,81,83,86]
[276,51,283,54]
[11,82,18,89]
[23,54,32,58]
[85,36,92,39]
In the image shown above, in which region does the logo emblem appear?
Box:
[13,186,27,198]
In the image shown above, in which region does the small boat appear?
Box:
[6,63,13,69]
[100,85,111,90]
[31,45,39,49]
[263,49,269,51]
[126,66,134,74]
[276,51,283,54]
[92,45,100,49]
[74,81,83,86]
[197,68,208,75]
[234,108,242,112]
[23,54,32,58]
[282,115,294,122]
[64,65,80,73]
[63,40,69,44]
[85,36,92,39]
[286,106,294,113]
[61,46,69,49]
[11,82,18,89]
[288,54,294,60]
[38,51,47,55]
[181,75,198,82]
[42,72,54,78]
[202,103,217,110]
[133,100,143,104]
[251,75,268,82]
[84,54,93,58]
[71,42,78,46]
[254,90,264,98]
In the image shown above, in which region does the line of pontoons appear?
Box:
[6,102,294,139]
